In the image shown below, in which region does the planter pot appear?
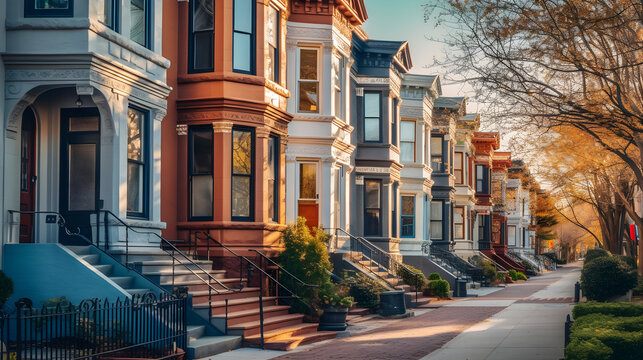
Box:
[318,307,348,331]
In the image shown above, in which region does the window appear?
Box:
[401,195,415,238]
[98,0,118,30]
[233,0,255,73]
[454,206,465,239]
[298,48,319,112]
[232,127,254,221]
[189,0,214,73]
[333,55,345,120]
[430,201,443,240]
[454,152,464,184]
[130,0,150,48]
[25,0,73,17]
[364,92,381,142]
[266,6,280,82]
[364,180,381,236]
[424,129,430,166]
[127,108,148,218]
[508,225,516,246]
[188,126,213,220]
[267,135,279,222]
[400,121,415,162]
[431,136,443,172]
[476,165,489,193]
[392,98,399,147]
[392,182,398,238]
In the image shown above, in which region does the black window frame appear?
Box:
[476,164,489,194]
[268,134,279,223]
[392,98,399,147]
[188,125,214,222]
[430,200,444,241]
[232,0,256,75]
[25,0,74,17]
[188,0,215,73]
[231,126,255,222]
[130,0,152,49]
[400,194,415,238]
[126,106,150,220]
[364,179,382,236]
[392,181,398,238]
[363,91,382,143]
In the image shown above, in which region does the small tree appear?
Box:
[0,271,13,307]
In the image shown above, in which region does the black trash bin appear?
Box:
[379,290,406,316]
[455,279,467,297]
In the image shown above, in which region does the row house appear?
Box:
[453,113,480,257]
[506,179,535,254]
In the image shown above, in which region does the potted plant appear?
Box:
[318,293,353,331]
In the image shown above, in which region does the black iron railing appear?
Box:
[0,290,187,360]
[196,232,315,348]
[329,228,423,296]
[249,249,319,303]
[427,246,485,283]
[7,210,91,245]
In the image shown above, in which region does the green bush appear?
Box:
[580,257,638,301]
[633,277,643,296]
[397,265,427,290]
[0,270,13,307]
[521,260,535,271]
[481,260,497,281]
[341,273,386,310]
[573,302,643,318]
[572,313,643,333]
[508,269,528,281]
[428,272,441,281]
[614,255,636,270]
[584,249,610,264]
[429,279,450,298]
[565,338,613,360]
[569,327,643,360]
[496,272,507,282]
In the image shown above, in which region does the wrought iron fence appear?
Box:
[0,291,187,360]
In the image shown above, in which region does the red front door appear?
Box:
[298,162,319,229]
[19,108,36,243]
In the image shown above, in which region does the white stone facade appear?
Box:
[506,178,535,254]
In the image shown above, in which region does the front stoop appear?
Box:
[244,323,337,351]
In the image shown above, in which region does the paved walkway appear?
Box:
[205,264,581,360]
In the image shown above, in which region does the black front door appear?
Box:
[59,108,100,244]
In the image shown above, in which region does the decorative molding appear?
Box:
[255,126,271,138]
[212,122,234,134]
[176,124,188,136]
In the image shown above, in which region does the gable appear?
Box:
[393,42,412,72]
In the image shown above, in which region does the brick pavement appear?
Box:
[273,268,572,360]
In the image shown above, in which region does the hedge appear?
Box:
[397,265,428,290]
[428,272,441,281]
[572,302,643,318]
[429,279,450,298]
[580,256,637,301]
[584,249,610,264]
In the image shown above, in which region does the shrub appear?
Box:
[584,249,610,264]
[521,260,535,271]
[565,338,613,360]
[429,279,450,298]
[572,313,643,333]
[496,272,507,282]
[633,277,643,296]
[481,260,497,281]
[428,272,441,281]
[341,273,386,310]
[580,257,638,301]
[508,270,528,281]
[614,255,636,270]
[573,302,643,318]
[397,265,427,290]
[279,217,333,313]
[569,326,643,360]
[0,271,13,307]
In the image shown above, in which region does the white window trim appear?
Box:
[297,46,322,114]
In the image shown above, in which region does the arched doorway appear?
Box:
[19,107,37,243]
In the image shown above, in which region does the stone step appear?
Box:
[109,276,133,288]
[66,245,92,255]
[187,335,241,359]
[94,264,114,276]
[260,331,337,351]
[227,313,305,337]
[223,305,292,327]
[79,254,101,265]
[131,259,215,273]
[125,288,150,296]
[187,325,206,340]
[143,269,227,283]
[194,296,278,315]
[161,277,245,294]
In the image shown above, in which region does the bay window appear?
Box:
[267,6,280,82]
[98,0,118,30]
[431,136,443,172]
[401,195,415,238]
[189,0,214,73]
[430,201,443,240]
[364,92,381,142]
[392,98,399,147]
[25,0,73,17]
[127,107,148,218]
[188,126,213,220]
[233,0,255,74]
[364,180,381,236]
[476,165,489,194]
[267,135,279,222]
[232,127,254,221]
[400,120,415,162]
[333,55,345,120]
[298,48,319,112]
[508,225,517,246]
[130,0,150,48]
[454,152,464,184]
[454,206,465,239]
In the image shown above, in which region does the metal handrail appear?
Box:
[249,249,319,289]
[474,250,508,272]
[97,210,237,294]
[429,246,484,282]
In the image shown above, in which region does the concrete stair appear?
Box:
[244,323,336,351]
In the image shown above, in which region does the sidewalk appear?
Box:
[204,264,581,360]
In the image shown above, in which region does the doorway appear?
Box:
[59,108,100,244]
[19,108,37,243]
[297,162,319,229]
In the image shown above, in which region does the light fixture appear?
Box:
[75,96,83,107]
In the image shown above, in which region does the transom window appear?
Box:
[430,201,443,240]
[266,6,280,83]
[454,206,465,239]
[189,0,214,73]
[127,107,148,218]
[401,195,415,238]
[188,126,213,221]
[233,0,255,74]
[454,152,464,184]
[400,120,416,162]
[232,127,254,221]
[25,0,73,17]
[333,55,346,120]
[364,92,381,142]
[130,0,150,48]
[364,180,381,236]
[298,48,319,112]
